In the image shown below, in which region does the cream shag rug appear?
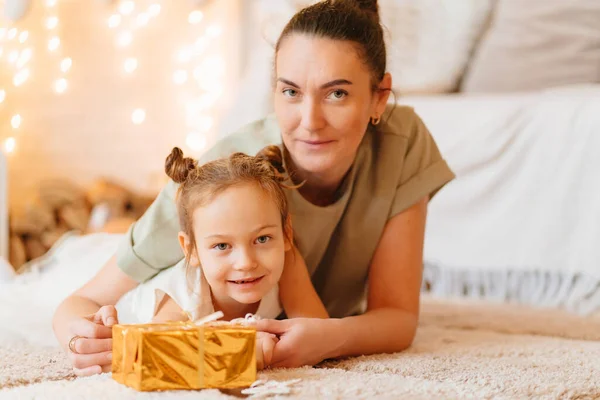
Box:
[1,297,599,400]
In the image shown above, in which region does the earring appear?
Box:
[370,116,381,126]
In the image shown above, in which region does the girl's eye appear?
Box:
[256,235,271,244]
[328,89,347,100]
[282,88,298,98]
[213,243,230,251]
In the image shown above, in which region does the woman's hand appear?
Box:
[254,318,342,368]
[66,305,118,376]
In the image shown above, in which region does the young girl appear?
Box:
[115,146,328,369]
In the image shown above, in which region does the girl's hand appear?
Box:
[255,331,279,370]
[66,305,117,376]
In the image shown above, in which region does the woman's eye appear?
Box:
[282,89,298,98]
[213,243,230,251]
[256,236,271,244]
[328,90,347,100]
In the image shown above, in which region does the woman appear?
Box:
[53,0,455,375]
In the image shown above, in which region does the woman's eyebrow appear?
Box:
[276,78,353,89]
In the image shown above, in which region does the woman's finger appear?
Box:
[101,364,112,373]
[73,365,102,377]
[73,337,112,355]
[96,305,118,327]
[69,351,112,370]
[69,317,112,339]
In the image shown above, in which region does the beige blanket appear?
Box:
[2,297,599,399]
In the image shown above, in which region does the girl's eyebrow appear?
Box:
[277,78,353,89]
[204,224,278,239]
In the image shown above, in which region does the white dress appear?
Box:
[115,259,283,324]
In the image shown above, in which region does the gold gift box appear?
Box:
[112,321,256,391]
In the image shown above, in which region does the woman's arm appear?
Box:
[52,255,139,374]
[278,246,329,319]
[256,197,427,366]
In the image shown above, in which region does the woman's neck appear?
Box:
[211,292,259,321]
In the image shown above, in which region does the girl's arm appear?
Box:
[278,246,329,319]
[152,294,189,323]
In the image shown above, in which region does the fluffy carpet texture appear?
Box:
[1,297,599,399]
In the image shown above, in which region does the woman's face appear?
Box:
[274,35,390,180]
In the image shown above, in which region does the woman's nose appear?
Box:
[301,99,326,132]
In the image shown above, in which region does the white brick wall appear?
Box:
[0,0,241,205]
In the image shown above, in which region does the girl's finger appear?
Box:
[73,337,112,354]
[97,305,119,327]
[69,318,112,339]
[69,351,113,370]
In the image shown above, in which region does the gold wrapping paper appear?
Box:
[112,322,256,391]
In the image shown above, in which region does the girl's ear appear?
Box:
[283,215,293,252]
[178,231,200,266]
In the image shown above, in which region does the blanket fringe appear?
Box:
[422,262,600,316]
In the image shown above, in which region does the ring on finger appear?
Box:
[68,335,83,354]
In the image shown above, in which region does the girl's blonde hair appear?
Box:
[164,145,293,264]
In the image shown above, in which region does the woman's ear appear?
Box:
[375,72,392,117]
[178,231,200,266]
[283,216,294,252]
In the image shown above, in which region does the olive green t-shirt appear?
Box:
[116,105,455,318]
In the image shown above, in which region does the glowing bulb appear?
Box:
[117,32,132,47]
[13,69,29,86]
[46,16,58,29]
[108,14,121,28]
[124,57,138,73]
[0,28,6,39]
[8,51,19,64]
[60,57,72,72]
[54,78,67,94]
[173,70,188,85]
[0,90,5,103]
[194,37,207,53]
[46,0,57,7]
[0,47,3,58]
[4,137,16,154]
[48,36,60,51]
[18,31,28,43]
[7,28,17,40]
[148,4,161,17]
[207,25,222,38]
[188,11,204,24]
[119,1,135,15]
[131,108,146,125]
[186,132,206,152]
[11,115,21,129]
[177,47,192,63]
[16,48,32,68]
[136,13,149,27]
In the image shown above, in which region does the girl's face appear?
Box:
[181,183,289,306]
[274,34,391,181]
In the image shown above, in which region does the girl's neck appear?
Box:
[211,292,259,321]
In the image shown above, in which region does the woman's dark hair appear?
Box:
[275,0,386,91]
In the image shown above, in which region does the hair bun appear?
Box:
[354,0,379,16]
[255,145,286,175]
[165,147,197,184]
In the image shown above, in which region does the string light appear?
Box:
[108,14,121,29]
[117,31,132,47]
[188,11,203,25]
[46,16,59,30]
[60,57,72,72]
[124,57,137,73]
[8,50,18,64]
[45,0,57,7]
[119,1,135,16]
[135,13,150,27]
[54,78,68,94]
[13,69,29,86]
[0,90,5,103]
[48,36,60,51]
[11,115,21,129]
[18,31,29,43]
[131,108,146,124]
[16,48,32,68]
[147,4,161,17]
[4,138,16,154]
